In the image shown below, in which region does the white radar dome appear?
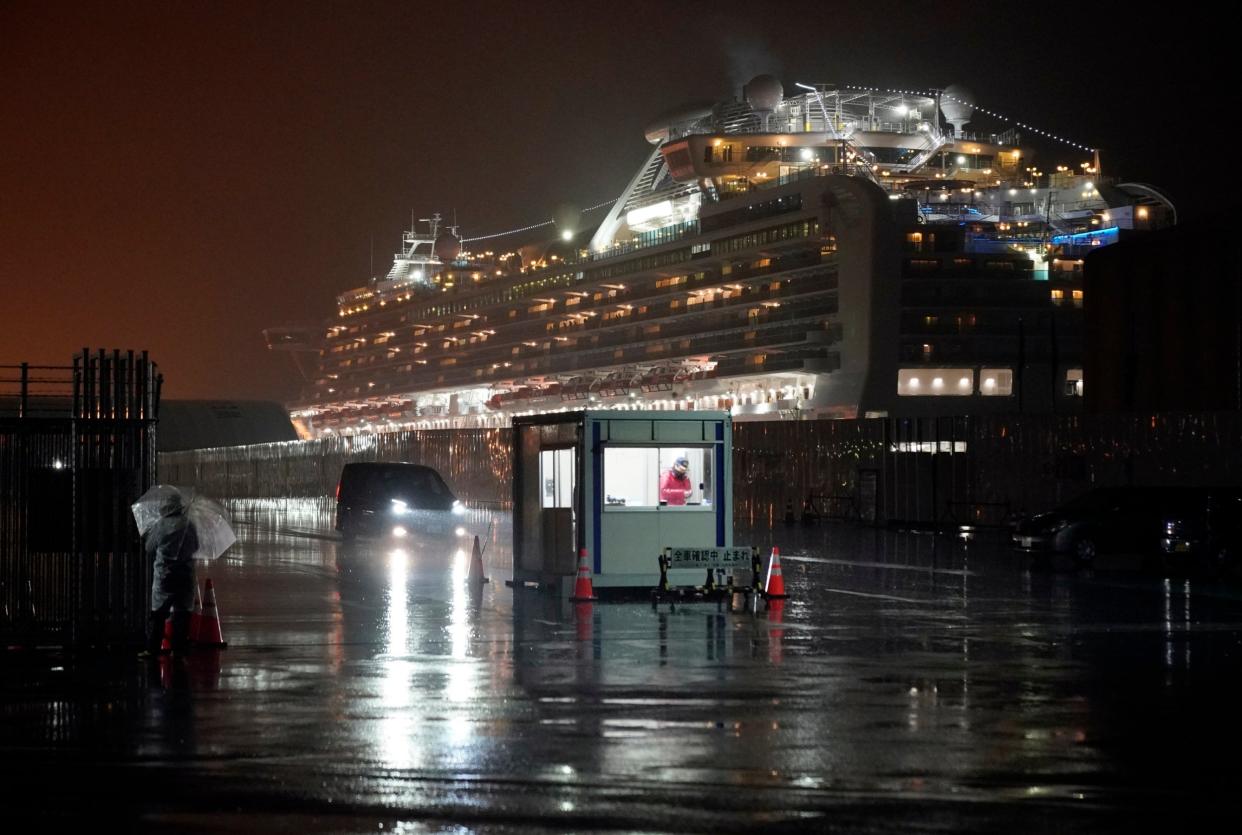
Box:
[940,84,975,135]
[744,74,784,115]
[433,232,461,262]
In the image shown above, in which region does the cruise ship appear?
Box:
[273,76,1176,438]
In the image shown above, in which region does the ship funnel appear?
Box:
[939,84,975,137]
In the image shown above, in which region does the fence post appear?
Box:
[19,362,28,417]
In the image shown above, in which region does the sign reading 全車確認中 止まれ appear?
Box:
[663,546,753,569]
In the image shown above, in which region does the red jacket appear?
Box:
[660,469,691,505]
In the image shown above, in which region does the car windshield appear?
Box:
[347,466,454,506]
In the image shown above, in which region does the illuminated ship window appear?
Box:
[898,369,974,396]
[980,368,1013,396]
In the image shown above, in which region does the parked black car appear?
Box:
[1011,486,1182,565]
[1160,487,1242,577]
[335,462,466,541]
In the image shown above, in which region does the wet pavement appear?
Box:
[4,499,1242,832]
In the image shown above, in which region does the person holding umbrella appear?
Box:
[141,492,200,656]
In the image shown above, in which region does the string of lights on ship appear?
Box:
[459,88,1096,245]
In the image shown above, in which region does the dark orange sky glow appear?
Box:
[1,1,1218,400]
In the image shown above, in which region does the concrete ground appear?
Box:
[3,501,1241,832]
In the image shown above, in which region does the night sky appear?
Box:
[1,1,1221,401]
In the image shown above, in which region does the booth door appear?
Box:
[539,447,577,575]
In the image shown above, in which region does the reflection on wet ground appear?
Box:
[3,501,1241,832]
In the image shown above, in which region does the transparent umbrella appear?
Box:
[131,484,236,560]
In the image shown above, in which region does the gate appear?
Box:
[0,350,160,647]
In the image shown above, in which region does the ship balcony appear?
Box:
[335,289,841,392]
[347,264,839,372]
[389,303,843,394]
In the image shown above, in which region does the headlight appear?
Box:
[451,500,466,516]
[392,526,407,538]
[390,499,410,515]
[456,526,467,537]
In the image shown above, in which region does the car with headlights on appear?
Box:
[335,462,467,541]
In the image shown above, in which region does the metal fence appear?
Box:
[160,411,1242,533]
[160,428,513,506]
[734,413,1242,528]
[0,350,160,647]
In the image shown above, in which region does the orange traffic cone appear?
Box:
[468,535,489,584]
[569,548,597,602]
[764,547,789,599]
[195,578,228,648]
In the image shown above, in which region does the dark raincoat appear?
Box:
[146,510,198,611]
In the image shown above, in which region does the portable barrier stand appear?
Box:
[509,410,735,597]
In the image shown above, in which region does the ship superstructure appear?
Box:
[283,77,1175,438]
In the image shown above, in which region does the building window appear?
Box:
[1072,289,1084,308]
[1050,289,1065,305]
[1065,368,1084,397]
[980,368,1013,396]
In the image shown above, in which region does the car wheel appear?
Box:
[1073,537,1097,565]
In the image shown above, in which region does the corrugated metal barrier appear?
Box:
[160,412,1242,532]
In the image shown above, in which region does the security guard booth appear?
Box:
[512,410,733,593]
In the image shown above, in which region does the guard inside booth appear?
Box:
[512,410,732,594]
[603,447,715,509]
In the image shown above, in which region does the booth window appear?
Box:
[603,446,715,509]
[540,448,575,508]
